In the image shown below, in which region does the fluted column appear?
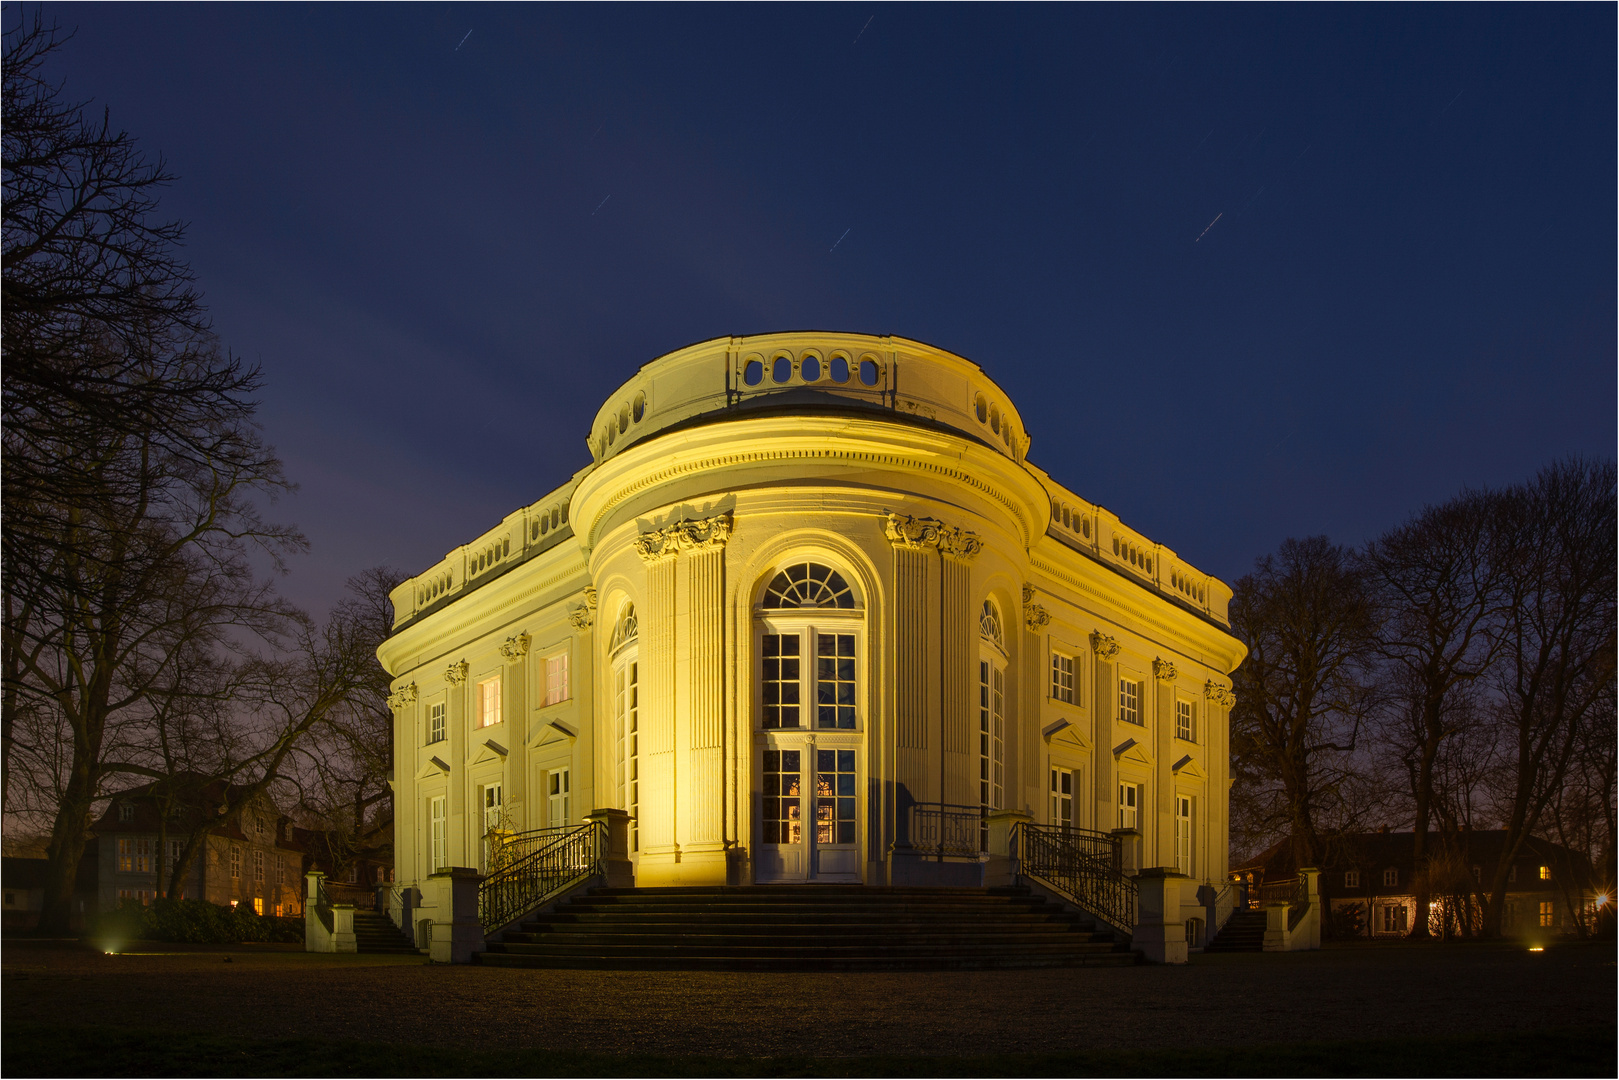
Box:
[634,533,679,861]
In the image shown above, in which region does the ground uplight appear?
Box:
[1528,946,1544,952]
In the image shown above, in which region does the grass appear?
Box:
[4,1023,1613,1077]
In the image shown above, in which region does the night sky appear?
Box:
[39,5,1616,619]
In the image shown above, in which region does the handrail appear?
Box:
[902,802,984,857]
[485,824,579,874]
[323,880,375,909]
[478,820,604,934]
[1255,875,1305,908]
[1014,822,1137,935]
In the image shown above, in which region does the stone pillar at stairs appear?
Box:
[586,808,635,887]
[1133,867,1190,964]
[428,867,485,964]
[984,809,1033,887]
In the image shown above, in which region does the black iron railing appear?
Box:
[478,820,604,934]
[902,802,984,857]
[1255,875,1305,908]
[1015,822,1137,935]
[484,824,579,875]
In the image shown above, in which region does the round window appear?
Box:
[743,360,764,386]
[975,394,987,423]
[990,407,1000,434]
[859,359,879,386]
[619,407,630,434]
[801,356,821,382]
[829,355,850,383]
[773,355,793,383]
[632,392,646,422]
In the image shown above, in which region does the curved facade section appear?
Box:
[379,331,1245,940]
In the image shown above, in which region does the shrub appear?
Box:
[95,898,303,944]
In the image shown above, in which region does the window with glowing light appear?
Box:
[544,652,570,706]
[477,676,501,728]
[1538,865,1550,881]
[1539,902,1554,927]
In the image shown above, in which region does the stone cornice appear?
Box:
[635,511,734,563]
[883,513,984,561]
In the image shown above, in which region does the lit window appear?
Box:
[478,676,501,728]
[253,897,264,916]
[1383,867,1398,888]
[1539,902,1553,927]
[1119,679,1141,726]
[761,749,803,845]
[548,768,571,828]
[816,749,857,845]
[544,652,570,706]
[1380,904,1407,933]
[1050,652,1075,703]
[1176,699,1195,742]
[118,838,134,873]
[429,797,447,872]
[1175,796,1194,877]
[1539,865,1550,881]
[428,702,446,744]
[1344,870,1360,888]
[1118,782,1140,830]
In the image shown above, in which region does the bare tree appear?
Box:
[2,15,303,934]
[1230,536,1381,868]
[1477,459,1616,937]
[1362,491,1503,937]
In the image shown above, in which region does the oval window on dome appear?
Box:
[975,394,988,423]
[743,360,764,386]
[632,392,646,422]
[829,355,850,383]
[607,424,616,446]
[773,355,793,383]
[989,407,1001,434]
[858,359,879,386]
[762,562,857,609]
[619,407,630,434]
[801,356,821,382]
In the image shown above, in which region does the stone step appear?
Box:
[476,950,1139,972]
[500,930,1114,948]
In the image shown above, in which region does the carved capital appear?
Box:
[499,633,530,662]
[1090,632,1120,660]
[1204,680,1237,709]
[1153,658,1178,682]
[635,512,733,563]
[884,513,983,561]
[1025,604,1051,631]
[569,587,598,631]
[443,660,469,686]
[386,683,418,711]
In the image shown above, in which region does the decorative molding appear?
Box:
[1090,631,1120,660]
[635,511,734,563]
[483,739,508,758]
[883,513,984,561]
[1204,680,1237,709]
[568,586,599,630]
[1153,657,1178,681]
[443,660,469,686]
[385,683,418,711]
[499,633,531,662]
[1022,584,1050,630]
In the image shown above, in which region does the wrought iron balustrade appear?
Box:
[901,802,984,857]
[478,819,604,934]
[1255,875,1305,908]
[322,880,376,909]
[484,825,579,875]
[1015,822,1137,934]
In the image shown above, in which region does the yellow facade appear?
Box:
[378,333,1245,923]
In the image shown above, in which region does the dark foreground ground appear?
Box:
[3,938,1614,1076]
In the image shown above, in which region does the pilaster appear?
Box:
[1090,632,1119,833]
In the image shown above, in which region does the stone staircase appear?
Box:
[476,885,1138,970]
[1204,908,1267,952]
[352,909,418,954]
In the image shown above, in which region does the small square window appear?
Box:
[1344,870,1360,889]
[1383,867,1398,888]
[118,803,134,823]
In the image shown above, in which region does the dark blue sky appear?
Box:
[42,4,1616,618]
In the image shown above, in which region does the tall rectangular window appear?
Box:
[544,653,570,707]
[548,769,571,827]
[979,660,1005,849]
[1049,767,1074,829]
[254,850,265,882]
[1538,865,1550,881]
[615,660,640,853]
[429,796,447,872]
[428,702,446,744]
[1050,652,1075,703]
[1539,902,1554,927]
[478,676,501,728]
[761,634,802,729]
[815,634,857,729]
[1176,700,1195,742]
[277,855,285,885]
[230,847,242,879]
[118,838,134,873]
[1119,679,1140,725]
[1118,782,1140,830]
[482,783,504,834]
[134,839,151,873]
[1175,795,1194,876]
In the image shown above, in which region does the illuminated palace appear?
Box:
[377,332,1246,939]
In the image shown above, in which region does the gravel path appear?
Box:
[3,941,1613,1058]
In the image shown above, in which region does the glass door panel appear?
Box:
[755,747,805,881]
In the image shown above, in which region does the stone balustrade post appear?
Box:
[303,871,332,952]
[1132,867,1190,964]
[331,900,357,953]
[1110,827,1142,874]
[428,867,486,964]
[984,809,1033,888]
[586,808,635,888]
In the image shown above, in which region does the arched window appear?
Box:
[609,603,638,653]
[763,563,856,609]
[979,599,1004,651]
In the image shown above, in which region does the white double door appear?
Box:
[754,733,861,883]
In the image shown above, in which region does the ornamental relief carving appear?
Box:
[499,633,531,662]
[883,513,983,560]
[1204,680,1237,709]
[1153,658,1178,681]
[443,660,469,686]
[568,586,598,631]
[1089,631,1120,660]
[635,511,733,563]
[386,683,418,711]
